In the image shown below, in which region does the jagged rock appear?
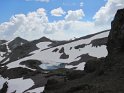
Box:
[59,47,64,53]
[60,53,69,59]
[69,54,97,66]
[74,44,86,49]
[90,37,108,47]
[107,9,124,55]
[52,48,59,52]
[0,82,8,93]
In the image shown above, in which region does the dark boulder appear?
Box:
[1,67,40,79]
[20,60,42,69]
[52,48,59,52]
[59,47,64,53]
[107,9,124,55]
[0,82,8,93]
[60,53,69,59]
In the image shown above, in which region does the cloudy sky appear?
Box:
[0,0,124,40]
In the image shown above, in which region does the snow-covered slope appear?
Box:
[0,76,45,93]
[2,30,109,71]
[0,30,109,93]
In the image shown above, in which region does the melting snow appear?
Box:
[6,31,109,70]
[65,62,86,70]
[0,77,34,93]
[26,87,44,93]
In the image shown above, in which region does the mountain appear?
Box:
[0,40,7,45]
[8,37,29,50]
[0,37,29,63]
[0,29,109,93]
[1,30,109,69]
[1,8,124,93]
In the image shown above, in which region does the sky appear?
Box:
[0,0,124,40]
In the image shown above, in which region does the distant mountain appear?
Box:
[0,40,7,45]
[0,29,109,92]
[8,37,29,50]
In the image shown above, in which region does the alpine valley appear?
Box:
[0,8,124,93]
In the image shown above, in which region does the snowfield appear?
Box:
[5,31,109,70]
[0,77,35,93]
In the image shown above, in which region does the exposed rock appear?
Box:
[39,36,52,42]
[69,54,97,66]
[59,47,64,53]
[0,44,7,52]
[60,52,69,59]
[107,9,124,55]
[74,44,86,49]
[70,47,72,50]
[20,60,42,70]
[0,82,8,93]
[90,37,108,47]
[84,58,104,74]
[0,67,40,79]
[52,48,59,52]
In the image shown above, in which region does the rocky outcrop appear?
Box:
[0,82,8,93]
[20,60,42,70]
[60,53,69,59]
[107,9,124,55]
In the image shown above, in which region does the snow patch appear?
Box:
[65,62,86,70]
[0,77,34,93]
[26,87,44,93]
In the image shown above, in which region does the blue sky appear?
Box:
[0,0,107,23]
[0,0,123,40]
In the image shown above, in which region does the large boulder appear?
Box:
[107,9,124,55]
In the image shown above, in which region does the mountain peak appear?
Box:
[8,37,28,50]
[13,37,28,42]
[39,36,51,42]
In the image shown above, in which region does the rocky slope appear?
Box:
[0,30,109,92]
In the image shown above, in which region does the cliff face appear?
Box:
[107,9,124,55]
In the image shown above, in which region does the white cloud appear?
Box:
[93,0,124,26]
[25,0,49,2]
[51,7,66,17]
[80,2,83,7]
[1,2,122,41]
[65,9,85,21]
[0,7,99,41]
